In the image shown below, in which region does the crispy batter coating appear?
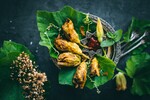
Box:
[62,19,88,48]
[54,35,89,59]
[73,62,87,89]
[54,35,69,51]
[57,52,81,67]
[62,18,80,44]
[90,57,100,77]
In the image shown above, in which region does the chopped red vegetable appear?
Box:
[87,36,100,51]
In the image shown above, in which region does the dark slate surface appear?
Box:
[0,0,150,100]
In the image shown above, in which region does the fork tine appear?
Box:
[122,31,148,51]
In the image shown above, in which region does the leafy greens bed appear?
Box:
[37,6,117,89]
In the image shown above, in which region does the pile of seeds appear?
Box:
[10,52,47,100]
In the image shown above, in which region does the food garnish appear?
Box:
[87,36,100,50]
[96,18,104,43]
[83,13,93,32]
[101,29,122,47]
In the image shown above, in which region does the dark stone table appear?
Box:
[0,0,150,100]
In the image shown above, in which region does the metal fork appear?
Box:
[120,31,149,58]
[121,31,139,49]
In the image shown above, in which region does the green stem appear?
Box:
[116,68,128,76]
[83,13,92,32]
[87,75,101,94]
[47,23,61,31]
[119,40,125,44]
[102,48,107,57]
[44,31,59,56]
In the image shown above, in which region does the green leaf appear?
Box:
[125,53,150,78]
[37,6,96,59]
[59,68,76,86]
[101,29,122,47]
[0,41,34,100]
[132,45,150,55]
[106,32,116,39]
[123,17,150,42]
[125,53,150,95]
[86,55,116,89]
[101,39,115,47]
[0,41,34,66]
[123,17,135,42]
[0,75,24,100]
[49,48,59,59]
[113,29,122,42]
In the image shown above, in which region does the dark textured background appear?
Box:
[0,0,150,100]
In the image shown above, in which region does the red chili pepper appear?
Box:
[88,37,100,50]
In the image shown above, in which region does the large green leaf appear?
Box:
[0,41,34,100]
[0,41,33,61]
[86,55,116,89]
[125,53,150,95]
[58,55,116,89]
[37,6,96,58]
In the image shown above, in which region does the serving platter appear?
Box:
[37,6,122,89]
